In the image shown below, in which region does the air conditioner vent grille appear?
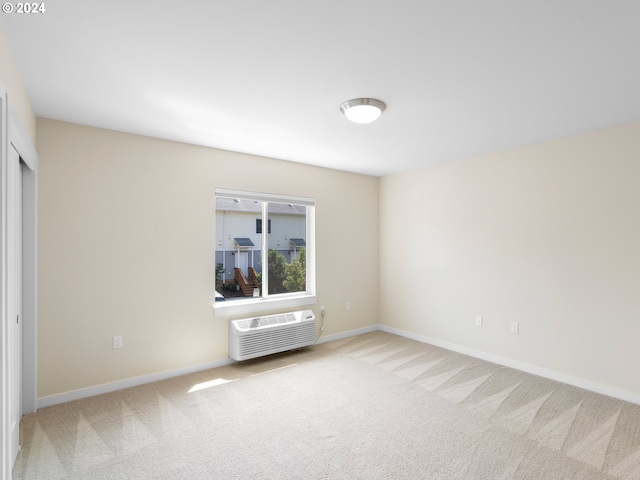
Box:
[229,310,315,361]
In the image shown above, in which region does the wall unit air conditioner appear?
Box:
[228,310,316,361]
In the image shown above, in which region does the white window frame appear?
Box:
[213,188,316,316]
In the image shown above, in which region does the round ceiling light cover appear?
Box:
[340,98,386,124]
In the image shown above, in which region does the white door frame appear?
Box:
[7,144,22,468]
[10,114,38,417]
[1,81,38,479]
[1,79,9,480]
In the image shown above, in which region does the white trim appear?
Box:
[314,325,379,345]
[36,323,640,410]
[8,114,36,171]
[261,199,268,291]
[214,294,317,317]
[8,109,38,416]
[0,79,9,480]
[36,324,378,408]
[38,358,235,409]
[215,188,315,206]
[305,205,316,297]
[379,324,640,406]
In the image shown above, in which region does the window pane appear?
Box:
[215,196,263,301]
[256,218,271,234]
[267,202,307,295]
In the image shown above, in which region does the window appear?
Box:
[214,188,316,316]
[256,218,271,234]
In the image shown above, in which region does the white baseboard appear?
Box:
[37,325,377,409]
[39,322,638,409]
[315,324,379,345]
[379,324,640,406]
[37,357,235,409]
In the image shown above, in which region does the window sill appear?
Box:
[213,294,317,317]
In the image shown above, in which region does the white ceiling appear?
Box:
[1,1,639,176]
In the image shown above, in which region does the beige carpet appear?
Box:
[13,331,640,479]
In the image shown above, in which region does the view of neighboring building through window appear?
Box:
[215,189,314,304]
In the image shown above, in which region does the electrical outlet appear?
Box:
[475,316,483,327]
[113,336,123,349]
[510,322,519,334]
[346,302,351,311]
[320,305,326,316]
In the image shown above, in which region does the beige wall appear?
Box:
[0,27,36,143]
[380,122,640,396]
[37,118,379,398]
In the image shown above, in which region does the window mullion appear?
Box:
[261,201,269,298]
[306,205,314,295]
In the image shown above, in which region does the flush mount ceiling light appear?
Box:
[340,98,386,124]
